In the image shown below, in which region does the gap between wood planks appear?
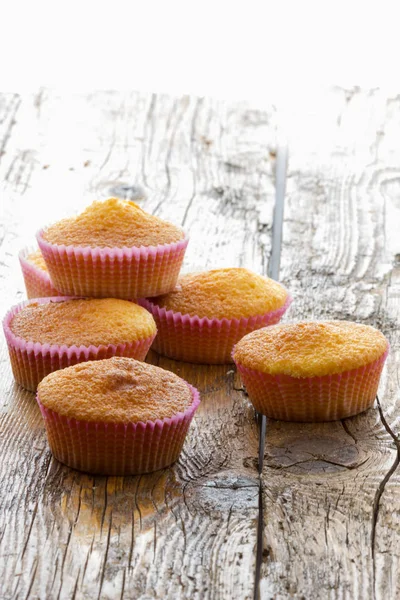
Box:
[254,144,288,600]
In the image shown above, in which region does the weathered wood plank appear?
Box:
[259,88,400,599]
[0,90,276,599]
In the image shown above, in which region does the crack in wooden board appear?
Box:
[260,88,400,599]
[0,90,276,599]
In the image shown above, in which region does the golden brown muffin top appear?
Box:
[11,298,156,347]
[233,321,388,378]
[42,198,185,248]
[26,249,48,272]
[150,268,288,319]
[38,357,193,423]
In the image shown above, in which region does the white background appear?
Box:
[1,0,400,101]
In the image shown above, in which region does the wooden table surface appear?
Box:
[0,88,399,600]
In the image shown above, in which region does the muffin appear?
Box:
[37,357,200,475]
[233,321,389,422]
[140,268,291,364]
[37,198,188,299]
[19,248,61,298]
[3,297,157,391]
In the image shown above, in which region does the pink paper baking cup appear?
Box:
[19,247,61,299]
[37,229,189,299]
[234,347,389,422]
[139,294,292,364]
[36,384,200,475]
[3,297,157,392]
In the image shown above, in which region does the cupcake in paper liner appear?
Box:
[36,198,188,299]
[233,321,389,422]
[19,247,61,299]
[37,357,200,475]
[140,268,292,364]
[3,296,157,392]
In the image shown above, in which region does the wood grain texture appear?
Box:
[259,88,400,599]
[0,90,276,599]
